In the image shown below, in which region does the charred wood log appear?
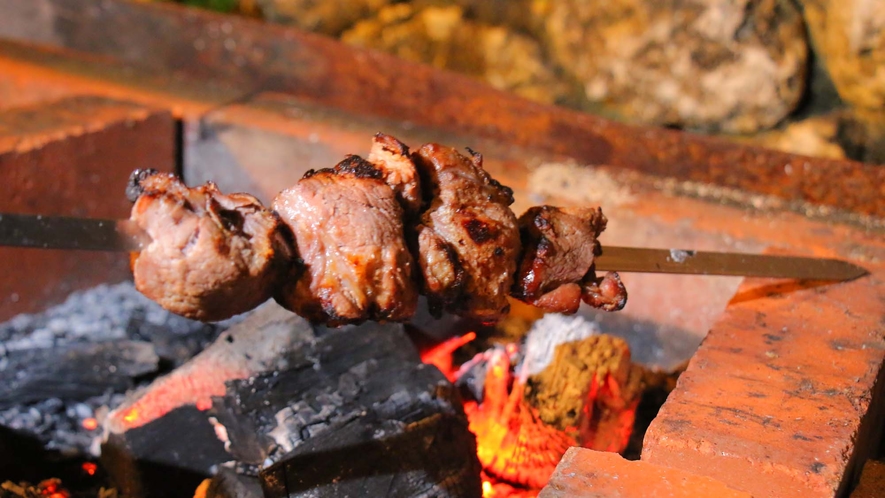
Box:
[100,303,481,498]
[100,304,315,498]
[458,313,643,490]
[212,322,482,497]
[0,341,158,410]
[524,333,643,453]
[102,405,229,498]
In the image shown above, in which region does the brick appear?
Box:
[0,96,175,321]
[642,266,885,498]
[851,459,885,498]
[539,447,752,498]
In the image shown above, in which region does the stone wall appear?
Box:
[168,0,885,163]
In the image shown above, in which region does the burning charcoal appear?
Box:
[211,322,482,497]
[455,313,643,492]
[524,333,643,453]
[0,341,159,411]
[100,304,315,498]
[0,282,235,458]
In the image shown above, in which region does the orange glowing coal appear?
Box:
[421,331,640,496]
[37,479,69,498]
[81,417,98,431]
[464,348,574,491]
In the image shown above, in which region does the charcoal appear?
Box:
[100,304,313,498]
[102,406,229,498]
[0,282,237,456]
[260,410,481,498]
[203,468,262,498]
[0,341,158,410]
[213,323,482,497]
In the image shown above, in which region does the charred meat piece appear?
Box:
[581,271,628,312]
[128,170,291,322]
[367,133,422,216]
[413,144,520,322]
[513,205,626,313]
[273,156,419,326]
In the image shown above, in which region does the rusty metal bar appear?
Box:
[0,0,883,217]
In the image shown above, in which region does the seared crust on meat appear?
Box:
[513,205,626,313]
[273,156,419,326]
[367,133,422,216]
[413,144,520,322]
[129,171,291,321]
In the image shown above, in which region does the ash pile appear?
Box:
[0,282,236,455]
[0,283,481,498]
[0,283,236,488]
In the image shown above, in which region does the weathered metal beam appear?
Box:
[0,0,882,218]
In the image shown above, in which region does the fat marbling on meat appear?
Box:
[413,144,521,322]
[512,205,626,314]
[272,155,419,326]
[127,170,291,322]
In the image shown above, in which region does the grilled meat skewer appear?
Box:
[126,171,292,321]
[273,155,419,326]
[514,206,627,314]
[126,134,626,324]
[413,143,521,322]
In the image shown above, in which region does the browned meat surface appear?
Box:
[128,170,291,322]
[413,144,520,322]
[582,271,628,312]
[273,156,419,326]
[513,205,626,313]
[367,133,422,216]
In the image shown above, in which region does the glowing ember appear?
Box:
[122,408,139,424]
[482,480,493,497]
[81,417,98,431]
[81,462,98,476]
[37,479,69,498]
[195,398,213,411]
[464,348,574,490]
[419,324,642,496]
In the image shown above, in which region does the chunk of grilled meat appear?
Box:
[413,144,520,322]
[513,205,626,313]
[367,133,422,217]
[273,156,419,326]
[128,170,291,322]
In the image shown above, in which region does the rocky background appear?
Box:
[151,0,885,164]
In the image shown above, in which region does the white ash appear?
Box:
[0,281,243,455]
[519,313,601,380]
[0,282,241,351]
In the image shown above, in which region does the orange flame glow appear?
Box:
[81,417,98,431]
[419,332,476,381]
[482,480,493,497]
[123,408,139,424]
[37,479,69,498]
[464,349,574,491]
[419,332,639,496]
[81,462,97,476]
[195,398,213,411]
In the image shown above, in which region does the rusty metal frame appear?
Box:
[0,0,882,218]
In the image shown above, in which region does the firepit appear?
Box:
[1,1,883,497]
